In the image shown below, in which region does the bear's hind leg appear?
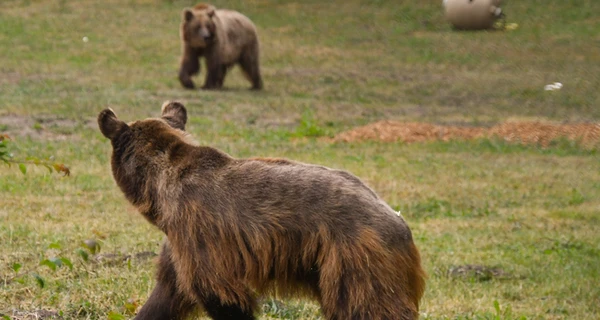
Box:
[239,49,263,90]
[201,294,256,320]
[320,268,419,320]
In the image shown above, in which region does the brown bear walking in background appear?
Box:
[98,102,425,320]
[179,4,263,90]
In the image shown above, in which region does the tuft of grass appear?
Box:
[292,108,328,138]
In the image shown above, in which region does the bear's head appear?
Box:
[98,102,189,218]
[181,4,217,47]
[98,101,187,141]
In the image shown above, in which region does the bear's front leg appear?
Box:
[134,242,197,320]
[179,46,202,89]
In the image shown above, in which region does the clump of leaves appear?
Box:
[35,242,75,289]
[7,239,104,294]
[8,260,48,289]
[39,257,74,272]
[0,134,70,176]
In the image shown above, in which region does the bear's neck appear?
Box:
[168,142,232,171]
[110,134,231,228]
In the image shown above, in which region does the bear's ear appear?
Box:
[98,108,128,140]
[161,101,187,131]
[183,9,195,22]
[206,6,216,18]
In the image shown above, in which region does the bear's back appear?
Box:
[208,159,412,242]
[216,9,258,36]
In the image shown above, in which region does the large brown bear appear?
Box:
[179,4,263,90]
[98,102,425,320]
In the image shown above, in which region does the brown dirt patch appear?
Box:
[93,251,157,265]
[448,264,514,281]
[332,121,600,148]
[0,114,89,141]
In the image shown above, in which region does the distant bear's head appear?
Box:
[98,101,189,213]
[181,4,217,47]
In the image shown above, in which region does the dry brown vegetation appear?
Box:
[333,121,600,148]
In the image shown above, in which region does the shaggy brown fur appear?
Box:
[98,102,425,320]
[179,3,263,90]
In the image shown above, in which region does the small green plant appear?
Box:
[568,188,585,206]
[4,241,82,294]
[32,273,46,289]
[491,300,527,320]
[0,134,70,175]
[9,262,26,285]
[107,311,126,320]
[293,109,327,138]
[11,263,22,273]
[39,242,75,272]
[39,257,74,272]
[75,248,90,262]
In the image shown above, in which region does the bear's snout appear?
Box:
[199,28,212,41]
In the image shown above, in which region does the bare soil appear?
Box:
[0,114,88,141]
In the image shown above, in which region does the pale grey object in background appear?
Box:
[443,0,503,30]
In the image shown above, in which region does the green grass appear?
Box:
[1,0,599,319]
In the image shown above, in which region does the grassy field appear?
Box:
[1,0,599,319]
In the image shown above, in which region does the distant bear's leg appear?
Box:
[179,46,202,89]
[215,65,230,88]
[203,65,224,89]
[239,45,263,90]
[201,294,256,320]
[202,54,225,90]
[134,243,197,319]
